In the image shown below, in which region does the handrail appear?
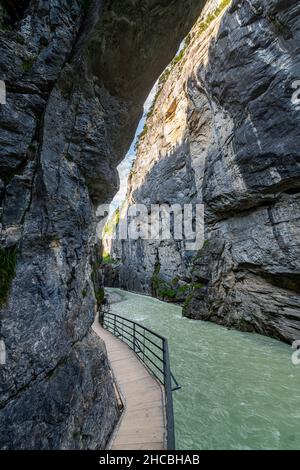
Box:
[101,309,180,450]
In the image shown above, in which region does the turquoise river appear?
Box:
[106,288,300,450]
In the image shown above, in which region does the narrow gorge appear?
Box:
[0,0,203,450]
[1,0,300,452]
[107,0,300,345]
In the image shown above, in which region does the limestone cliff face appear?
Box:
[0,0,203,449]
[111,0,300,344]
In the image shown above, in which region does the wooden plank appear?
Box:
[113,442,165,450]
[92,318,166,450]
[114,429,165,445]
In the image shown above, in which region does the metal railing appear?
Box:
[101,309,180,450]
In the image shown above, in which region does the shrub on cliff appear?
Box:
[0,247,17,307]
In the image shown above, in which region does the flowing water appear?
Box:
[105,288,300,450]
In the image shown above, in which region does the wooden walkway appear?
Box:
[92,317,166,450]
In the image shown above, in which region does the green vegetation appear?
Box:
[90,259,105,307]
[91,264,97,285]
[129,166,137,178]
[152,263,185,301]
[133,0,231,157]
[134,1,231,152]
[139,124,148,140]
[151,261,161,291]
[81,289,87,298]
[182,282,205,310]
[22,58,35,73]
[103,207,120,237]
[0,247,17,307]
[28,142,37,153]
[151,262,175,300]
[180,281,205,309]
[102,253,113,264]
[134,35,192,151]
[169,32,191,68]
[0,22,12,33]
[237,317,252,329]
[95,287,105,305]
[151,263,201,301]
[134,124,148,152]
[178,284,190,294]
[157,285,176,300]
[193,281,204,290]
[197,0,231,36]
[15,35,25,45]
[183,293,193,310]
[79,0,91,10]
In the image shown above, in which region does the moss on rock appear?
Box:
[0,247,17,307]
[95,287,105,306]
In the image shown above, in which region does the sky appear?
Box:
[108,83,158,215]
[108,39,185,216]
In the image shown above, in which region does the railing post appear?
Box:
[114,314,116,336]
[133,323,136,352]
[163,338,176,450]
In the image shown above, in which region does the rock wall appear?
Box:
[0,0,204,449]
[111,0,300,344]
